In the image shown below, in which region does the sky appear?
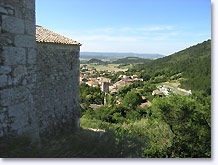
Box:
[36,0,211,55]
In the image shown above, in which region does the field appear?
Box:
[80,63,131,72]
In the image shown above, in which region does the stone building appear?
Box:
[0,0,81,140]
[101,82,109,94]
[35,26,82,135]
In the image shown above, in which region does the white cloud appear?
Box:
[53,25,184,54]
[136,26,174,32]
[75,35,140,42]
[62,25,175,35]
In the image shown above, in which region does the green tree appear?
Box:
[118,85,132,98]
[122,90,143,109]
[151,94,211,158]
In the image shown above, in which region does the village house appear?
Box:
[140,102,152,108]
[86,81,98,87]
[158,85,170,96]
[101,82,110,94]
[152,89,163,96]
[131,75,138,79]
[109,80,133,94]
[97,77,111,85]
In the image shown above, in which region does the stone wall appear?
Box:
[35,43,81,134]
[0,0,81,139]
[0,0,39,139]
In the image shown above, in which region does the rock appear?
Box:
[14,35,36,48]
[7,9,14,15]
[0,66,12,74]
[2,46,26,65]
[0,75,7,87]
[1,15,24,34]
[0,6,8,14]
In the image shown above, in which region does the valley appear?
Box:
[79,40,211,158]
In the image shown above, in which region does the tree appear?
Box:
[122,90,143,109]
[118,85,132,98]
[151,94,211,157]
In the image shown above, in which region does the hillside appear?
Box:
[86,58,107,65]
[112,57,151,64]
[130,40,211,93]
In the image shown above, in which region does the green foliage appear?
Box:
[106,93,117,106]
[130,40,211,94]
[118,85,132,98]
[86,58,107,65]
[122,90,143,109]
[151,94,211,157]
[81,91,210,158]
[84,103,149,124]
[79,83,105,106]
[112,57,151,64]
[80,117,173,158]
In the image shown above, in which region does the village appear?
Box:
[80,65,143,94]
[79,65,192,110]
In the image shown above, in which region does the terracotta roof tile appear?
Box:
[36,25,82,46]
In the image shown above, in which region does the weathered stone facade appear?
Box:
[0,0,81,140]
[35,43,81,134]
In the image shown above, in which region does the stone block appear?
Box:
[7,75,12,85]
[7,9,14,15]
[23,0,35,10]
[15,7,23,19]
[0,113,5,122]
[1,0,21,7]
[0,75,7,87]
[0,107,7,113]
[23,8,35,21]
[12,65,27,84]
[0,36,13,46]
[14,35,36,48]
[2,46,26,65]
[25,19,35,35]
[0,6,8,14]
[8,102,27,118]
[0,86,30,106]
[0,66,12,74]
[27,48,36,64]
[1,15,24,34]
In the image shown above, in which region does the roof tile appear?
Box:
[36,25,81,46]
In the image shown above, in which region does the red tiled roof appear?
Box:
[87,81,95,85]
[36,25,82,46]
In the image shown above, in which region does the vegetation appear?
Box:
[1,40,211,158]
[81,91,211,158]
[129,40,211,94]
[112,57,151,64]
[0,127,145,158]
[86,58,107,65]
[79,40,211,158]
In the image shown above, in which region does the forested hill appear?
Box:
[130,40,211,93]
[112,57,151,64]
[86,58,106,64]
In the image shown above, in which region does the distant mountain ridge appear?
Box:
[112,57,151,64]
[86,58,106,64]
[85,57,151,65]
[80,52,165,60]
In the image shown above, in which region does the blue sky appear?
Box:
[36,0,211,55]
